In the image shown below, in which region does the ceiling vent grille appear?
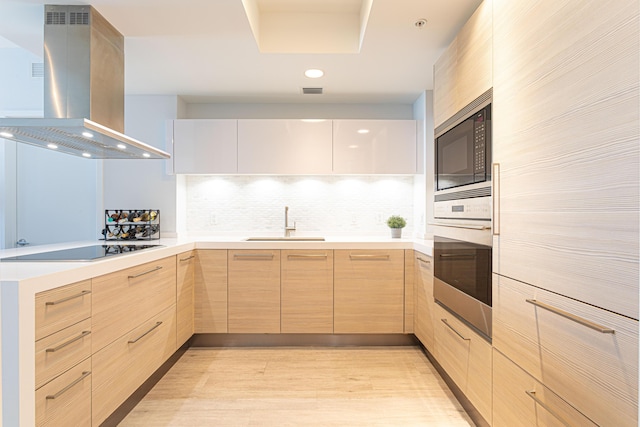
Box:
[69,12,89,25]
[302,87,323,95]
[46,11,66,25]
[31,63,44,78]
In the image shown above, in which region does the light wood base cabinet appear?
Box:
[493,274,638,427]
[493,349,597,427]
[35,279,92,341]
[36,358,92,427]
[91,305,177,426]
[413,252,434,351]
[334,250,405,334]
[433,303,492,423]
[228,250,281,333]
[177,250,196,345]
[281,250,334,333]
[194,250,228,333]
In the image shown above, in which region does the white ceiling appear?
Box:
[0,0,483,104]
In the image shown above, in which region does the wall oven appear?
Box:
[433,236,492,340]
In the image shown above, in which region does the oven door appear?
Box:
[433,236,492,340]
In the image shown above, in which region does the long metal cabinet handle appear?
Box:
[128,322,163,344]
[525,299,614,334]
[180,255,196,262]
[525,390,572,427]
[349,254,390,260]
[46,331,91,353]
[441,318,470,341]
[416,257,431,264]
[128,266,163,279]
[45,290,91,306]
[493,163,500,236]
[287,254,328,260]
[233,254,275,259]
[46,371,91,400]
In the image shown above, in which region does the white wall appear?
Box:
[0,48,42,115]
[183,175,414,237]
[103,95,183,236]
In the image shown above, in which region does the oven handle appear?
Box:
[438,253,477,260]
[428,222,490,230]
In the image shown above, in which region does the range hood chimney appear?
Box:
[0,5,170,159]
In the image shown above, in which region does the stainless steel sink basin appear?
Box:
[244,237,325,241]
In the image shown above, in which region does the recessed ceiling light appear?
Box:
[117,144,127,149]
[82,152,92,158]
[357,129,370,134]
[0,131,14,138]
[47,143,58,149]
[304,69,324,78]
[415,19,427,28]
[142,153,151,158]
[82,131,94,138]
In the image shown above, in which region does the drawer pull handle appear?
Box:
[180,255,196,262]
[128,266,163,279]
[525,390,572,427]
[349,254,390,260]
[287,254,328,260]
[46,331,91,353]
[233,254,275,259]
[441,318,470,341]
[45,290,91,306]
[46,371,91,400]
[525,299,615,334]
[416,257,431,264]
[128,322,163,344]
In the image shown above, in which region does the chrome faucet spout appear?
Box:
[284,206,296,237]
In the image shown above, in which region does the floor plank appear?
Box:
[119,346,475,426]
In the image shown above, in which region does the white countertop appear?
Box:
[0,236,433,293]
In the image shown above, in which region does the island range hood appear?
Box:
[0,5,170,159]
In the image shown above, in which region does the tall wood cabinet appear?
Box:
[491,0,639,425]
[334,250,405,334]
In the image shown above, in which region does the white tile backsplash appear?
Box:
[184,175,415,236]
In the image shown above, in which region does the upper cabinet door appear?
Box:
[433,0,492,128]
[333,120,416,174]
[492,0,640,319]
[237,119,333,174]
[172,119,238,174]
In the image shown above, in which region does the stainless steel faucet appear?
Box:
[284,206,296,237]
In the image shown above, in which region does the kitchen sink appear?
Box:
[244,237,325,241]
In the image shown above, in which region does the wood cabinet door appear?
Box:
[281,250,334,333]
[176,250,196,345]
[228,250,281,333]
[334,250,404,333]
[332,120,416,174]
[194,250,228,333]
[492,0,639,319]
[413,252,434,351]
[237,119,333,174]
[172,119,238,174]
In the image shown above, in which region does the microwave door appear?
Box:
[436,119,475,191]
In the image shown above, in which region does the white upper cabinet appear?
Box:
[492,0,639,319]
[433,0,492,128]
[237,119,333,174]
[333,120,416,174]
[171,119,237,174]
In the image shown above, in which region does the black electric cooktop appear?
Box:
[0,244,163,262]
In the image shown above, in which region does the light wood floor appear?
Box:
[119,346,475,426]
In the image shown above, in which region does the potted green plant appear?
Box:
[386,215,406,238]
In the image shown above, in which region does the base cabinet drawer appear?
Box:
[433,303,492,423]
[36,280,92,341]
[36,318,92,389]
[493,349,597,427]
[36,358,92,427]
[493,274,638,427]
[91,305,177,426]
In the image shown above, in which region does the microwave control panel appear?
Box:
[473,111,486,175]
[434,196,491,221]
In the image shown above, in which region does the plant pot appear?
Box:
[390,228,402,238]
